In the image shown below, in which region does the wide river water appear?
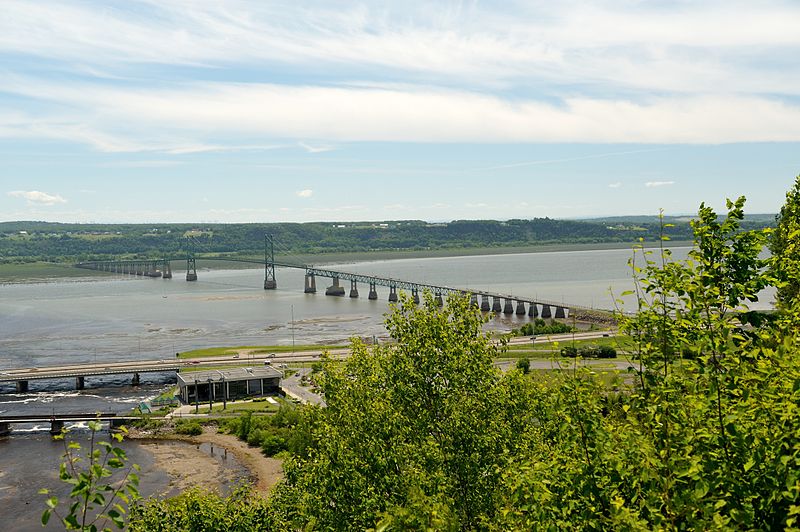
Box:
[0,246,775,527]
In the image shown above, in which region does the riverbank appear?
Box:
[130,425,283,495]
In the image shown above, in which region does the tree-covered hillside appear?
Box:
[0,216,773,263]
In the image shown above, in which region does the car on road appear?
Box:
[268,353,276,358]
[232,354,239,359]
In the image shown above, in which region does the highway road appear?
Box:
[0,330,621,383]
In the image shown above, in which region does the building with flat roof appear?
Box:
[177,366,282,404]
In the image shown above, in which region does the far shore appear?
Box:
[0,240,692,283]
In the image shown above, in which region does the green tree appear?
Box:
[40,422,140,531]
[770,174,800,308]
[272,292,526,529]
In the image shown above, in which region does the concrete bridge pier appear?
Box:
[350,280,359,298]
[368,282,378,300]
[50,420,64,435]
[132,373,140,386]
[304,274,317,293]
[481,295,490,311]
[503,299,515,315]
[16,380,28,393]
[516,301,526,315]
[434,291,443,307]
[412,288,420,304]
[541,305,552,319]
[492,297,502,313]
[326,277,345,296]
[0,422,9,437]
[555,306,567,319]
[76,376,85,390]
[529,303,538,317]
[388,285,398,303]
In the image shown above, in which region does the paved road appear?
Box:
[0,330,621,382]
[280,368,325,406]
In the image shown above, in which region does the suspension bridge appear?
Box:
[75,235,575,320]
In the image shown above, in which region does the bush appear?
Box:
[560,346,578,357]
[516,358,530,374]
[515,319,574,336]
[175,420,203,436]
[597,345,617,358]
[261,434,288,456]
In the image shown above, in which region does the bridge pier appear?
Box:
[305,274,317,293]
[435,291,443,307]
[388,285,398,303]
[481,295,490,311]
[368,282,378,300]
[162,260,172,279]
[326,277,345,296]
[555,306,567,319]
[492,297,502,313]
[16,380,28,393]
[516,300,526,315]
[0,422,9,437]
[529,303,538,317]
[76,376,85,390]
[132,373,140,386]
[50,420,64,435]
[503,299,514,315]
[412,288,420,305]
[541,305,552,319]
[350,280,359,298]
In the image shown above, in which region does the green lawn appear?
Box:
[178,344,347,359]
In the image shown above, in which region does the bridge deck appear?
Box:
[76,257,584,311]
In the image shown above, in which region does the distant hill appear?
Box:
[0,216,776,263]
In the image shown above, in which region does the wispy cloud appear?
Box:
[645,181,676,188]
[296,189,314,198]
[608,182,622,189]
[8,190,67,205]
[299,141,335,153]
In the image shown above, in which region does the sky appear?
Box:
[1,1,799,223]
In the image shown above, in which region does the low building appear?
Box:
[177,366,282,404]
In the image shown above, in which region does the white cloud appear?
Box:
[299,141,335,153]
[7,190,67,205]
[296,189,314,198]
[645,181,676,188]
[3,79,800,148]
[608,182,622,188]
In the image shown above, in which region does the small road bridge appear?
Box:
[75,235,579,320]
[0,413,138,436]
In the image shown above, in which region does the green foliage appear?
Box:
[40,421,140,531]
[271,292,526,530]
[128,486,281,532]
[516,357,531,374]
[495,198,799,530]
[174,420,203,436]
[770,174,800,308]
[514,318,574,336]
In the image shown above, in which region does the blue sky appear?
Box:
[1,1,799,223]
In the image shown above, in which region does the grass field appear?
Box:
[178,344,347,359]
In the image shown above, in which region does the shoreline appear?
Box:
[130,426,283,496]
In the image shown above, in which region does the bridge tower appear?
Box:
[186,257,197,281]
[264,234,277,290]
